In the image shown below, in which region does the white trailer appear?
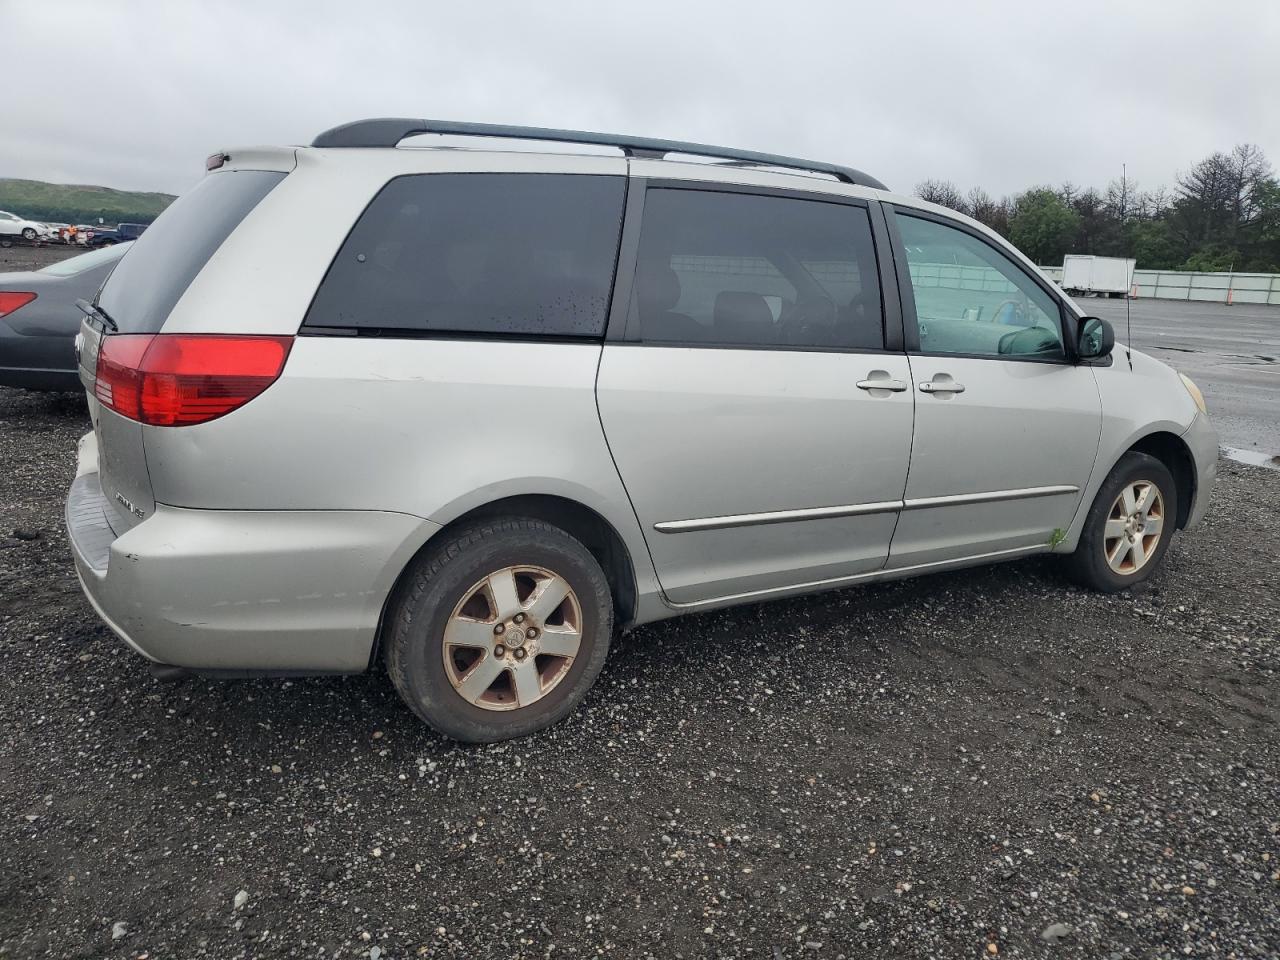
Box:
[1060,255,1136,298]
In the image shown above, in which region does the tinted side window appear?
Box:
[98,170,285,333]
[896,213,1066,360]
[631,189,883,350]
[306,174,626,338]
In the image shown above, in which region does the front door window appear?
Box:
[897,213,1066,360]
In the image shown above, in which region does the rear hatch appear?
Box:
[78,168,287,533]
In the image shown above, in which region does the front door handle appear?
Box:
[918,374,966,395]
[856,375,908,393]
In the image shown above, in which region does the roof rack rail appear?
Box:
[310,118,888,191]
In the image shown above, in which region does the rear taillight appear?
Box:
[94,334,293,426]
[94,334,152,421]
[0,292,36,317]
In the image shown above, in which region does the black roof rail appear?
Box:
[310,118,888,191]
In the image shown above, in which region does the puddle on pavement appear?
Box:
[1223,447,1280,470]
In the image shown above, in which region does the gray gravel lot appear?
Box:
[0,244,89,273]
[1,386,1278,959]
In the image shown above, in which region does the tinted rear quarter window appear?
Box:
[97,170,285,333]
[305,173,626,338]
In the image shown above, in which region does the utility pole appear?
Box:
[1120,163,1128,223]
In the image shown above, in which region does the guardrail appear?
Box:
[1039,266,1280,305]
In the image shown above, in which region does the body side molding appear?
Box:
[655,485,1079,534]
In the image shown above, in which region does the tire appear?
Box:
[385,517,613,743]
[1065,452,1176,592]
[21,228,36,241]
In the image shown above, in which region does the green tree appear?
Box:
[1009,189,1080,265]
[1179,245,1240,273]
[1065,186,1120,255]
[914,143,1280,271]
[1127,219,1182,270]
[1238,178,1280,271]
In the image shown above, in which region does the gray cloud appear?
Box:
[3,0,1278,199]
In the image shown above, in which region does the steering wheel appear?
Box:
[988,299,1026,325]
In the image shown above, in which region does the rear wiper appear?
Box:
[75,298,119,333]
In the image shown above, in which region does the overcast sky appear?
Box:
[3,0,1278,200]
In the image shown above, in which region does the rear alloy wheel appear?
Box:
[386,518,612,742]
[443,564,583,711]
[1065,451,1176,592]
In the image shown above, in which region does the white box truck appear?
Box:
[1060,255,1136,298]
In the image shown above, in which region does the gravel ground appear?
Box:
[0,386,1277,960]
[0,244,89,273]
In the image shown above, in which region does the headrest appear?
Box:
[637,261,681,312]
[714,290,773,331]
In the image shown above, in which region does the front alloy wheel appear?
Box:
[1065,451,1177,592]
[1103,481,1165,574]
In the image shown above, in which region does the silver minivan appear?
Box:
[67,120,1217,742]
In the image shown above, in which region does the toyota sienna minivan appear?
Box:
[67,119,1217,742]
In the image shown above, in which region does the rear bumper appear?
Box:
[1181,413,1218,530]
[66,432,437,672]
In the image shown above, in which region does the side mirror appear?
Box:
[1076,316,1114,360]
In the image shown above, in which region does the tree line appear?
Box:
[7,204,162,227]
[915,144,1280,272]
[0,178,173,230]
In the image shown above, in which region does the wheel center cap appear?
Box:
[506,625,526,649]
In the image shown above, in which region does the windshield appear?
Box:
[37,242,131,277]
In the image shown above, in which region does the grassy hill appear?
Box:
[0,178,175,226]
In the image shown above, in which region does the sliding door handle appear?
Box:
[856,377,908,393]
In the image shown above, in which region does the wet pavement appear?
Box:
[1084,298,1280,464]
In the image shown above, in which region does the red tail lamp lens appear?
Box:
[0,291,37,317]
[94,334,152,421]
[95,334,293,426]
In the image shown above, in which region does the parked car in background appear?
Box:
[87,222,150,246]
[67,120,1216,743]
[0,242,131,389]
[0,210,50,245]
